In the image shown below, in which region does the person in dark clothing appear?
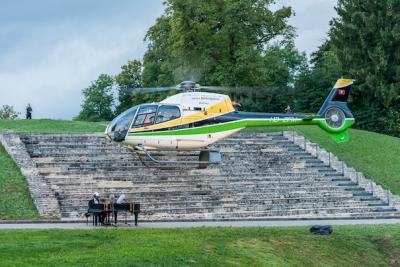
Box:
[26,104,32,119]
[88,192,100,206]
[88,192,104,225]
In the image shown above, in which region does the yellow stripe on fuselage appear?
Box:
[129,98,235,133]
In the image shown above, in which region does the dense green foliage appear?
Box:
[0,225,399,266]
[0,119,106,133]
[76,74,114,121]
[0,143,38,220]
[247,125,400,195]
[142,0,304,84]
[328,0,400,136]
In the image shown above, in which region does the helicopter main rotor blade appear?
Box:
[127,86,178,94]
[201,86,282,95]
[200,86,230,91]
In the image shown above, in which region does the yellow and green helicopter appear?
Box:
[106,78,355,166]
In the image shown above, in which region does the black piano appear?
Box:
[87,203,140,226]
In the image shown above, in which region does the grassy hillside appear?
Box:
[0,225,399,266]
[247,126,400,195]
[0,143,39,220]
[0,119,106,133]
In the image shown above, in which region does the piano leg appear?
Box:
[114,211,118,225]
[100,212,106,225]
[134,212,138,226]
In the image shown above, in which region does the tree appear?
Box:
[76,74,114,121]
[142,15,175,87]
[329,0,400,136]
[229,42,306,113]
[115,60,142,114]
[0,105,20,120]
[142,0,297,88]
[294,41,342,113]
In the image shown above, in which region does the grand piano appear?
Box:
[87,202,141,226]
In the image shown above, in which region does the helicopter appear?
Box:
[105,78,355,167]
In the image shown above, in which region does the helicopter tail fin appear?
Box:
[315,78,355,143]
[317,78,354,118]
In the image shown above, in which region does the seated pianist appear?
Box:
[88,192,105,225]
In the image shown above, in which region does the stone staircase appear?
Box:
[14,132,400,221]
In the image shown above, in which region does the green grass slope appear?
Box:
[0,143,39,220]
[0,225,399,266]
[0,119,106,133]
[247,126,400,195]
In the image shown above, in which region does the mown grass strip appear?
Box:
[0,225,399,266]
[0,119,106,133]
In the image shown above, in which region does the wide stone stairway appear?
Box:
[16,132,400,221]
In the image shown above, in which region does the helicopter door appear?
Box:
[154,105,181,147]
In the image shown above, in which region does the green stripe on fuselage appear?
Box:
[127,118,356,145]
[128,118,314,137]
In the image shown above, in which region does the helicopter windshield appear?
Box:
[106,105,138,141]
[106,104,181,141]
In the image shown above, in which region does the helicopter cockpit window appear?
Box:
[132,105,158,127]
[155,105,181,124]
[106,106,138,142]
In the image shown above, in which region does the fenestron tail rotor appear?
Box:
[324,107,346,129]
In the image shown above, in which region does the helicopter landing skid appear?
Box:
[133,145,221,169]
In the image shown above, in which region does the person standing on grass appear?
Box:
[26,103,32,119]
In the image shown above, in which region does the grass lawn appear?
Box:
[0,119,106,133]
[0,143,39,220]
[0,225,399,266]
[246,126,400,195]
